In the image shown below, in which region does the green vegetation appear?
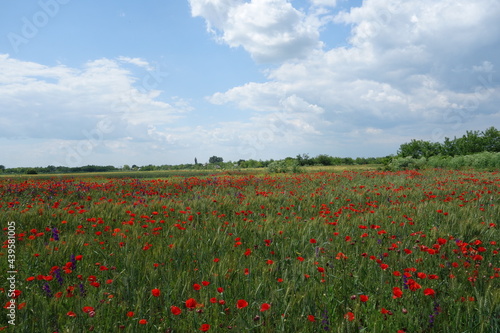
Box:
[1,169,499,332]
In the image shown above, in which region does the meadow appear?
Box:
[1,168,499,332]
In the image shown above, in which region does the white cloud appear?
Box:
[117,56,154,71]
[310,0,336,8]
[0,54,193,166]
[204,0,500,152]
[189,0,323,62]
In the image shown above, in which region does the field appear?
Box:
[1,168,499,332]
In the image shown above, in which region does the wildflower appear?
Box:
[308,315,315,322]
[151,288,161,297]
[260,303,271,312]
[392,287,403,299]
[359,295,369,302]
[236,299,249,309]
[185,298,198,309]
[199,324,210,331]
[138,319,147,325]
[423,288,435,296]
[126,311,135,317]
[344,312,355,321]
[170,306,182,315]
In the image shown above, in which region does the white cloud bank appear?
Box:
[192,0,500,155]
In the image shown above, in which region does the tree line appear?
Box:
[397,126,500,158]
[1,127,498,175]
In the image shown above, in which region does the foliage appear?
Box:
[389,152,500,171]
[208,156,224,164]
[267,159,301,173]
[1,170,498,332]
[398,127,500,159]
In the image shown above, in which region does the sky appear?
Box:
[0,0,499,168]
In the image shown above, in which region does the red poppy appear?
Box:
[170,306,182,315]
[217,287,224,293]
[138,319,147,325]
[185,298,198,309]
[307,315,315,322]
[151,288,160,297]
[260,303,271,312]
[126,311,135,317]
[67,311,77,317]
[82,306,94,313]
[423,288,435,296]
[359,295,369,302]
[310,238,317,244]
[199,324,210,331]
[236,299,248,309]
[392,287,403,299]
[344,312,355,321]
[193,283,201,291]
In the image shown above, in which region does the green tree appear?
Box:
[482,126,500,152]
[209,156,223,164]
[397,139,441,158]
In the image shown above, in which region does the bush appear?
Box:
[268,160,301,173]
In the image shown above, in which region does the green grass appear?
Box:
[1,168,499,332]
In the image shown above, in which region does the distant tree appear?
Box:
[314,154,333,166]
[194,157,198,165]
[122,164,131,171]
[0,165,5,172]
[397,139,441,159]
[209,156,223,164]
[482,126,500,152]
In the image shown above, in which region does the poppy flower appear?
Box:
[170,306,182,315]
[392,287,403,299]
[260,303,271,312]
[185,298,198,309]
[236,299,249,309]
[310,238,317,244]
[82,306,94,313]
[126,311,135,317]
[193,283,201,291]
[199,324,210,331]
[138,319,147,325]
[67,311,77,317]
[359,295,369,302]
[151,288,160,297]
[307,315,315,322]
[344,312,355,321]
[423,288,435,296]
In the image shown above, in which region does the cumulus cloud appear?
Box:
[189,0,323,62]
[204,0,500,152]
[0,54,193,166]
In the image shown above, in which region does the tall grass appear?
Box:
[1,169,499,332]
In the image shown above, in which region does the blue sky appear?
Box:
[1,0,499,168]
